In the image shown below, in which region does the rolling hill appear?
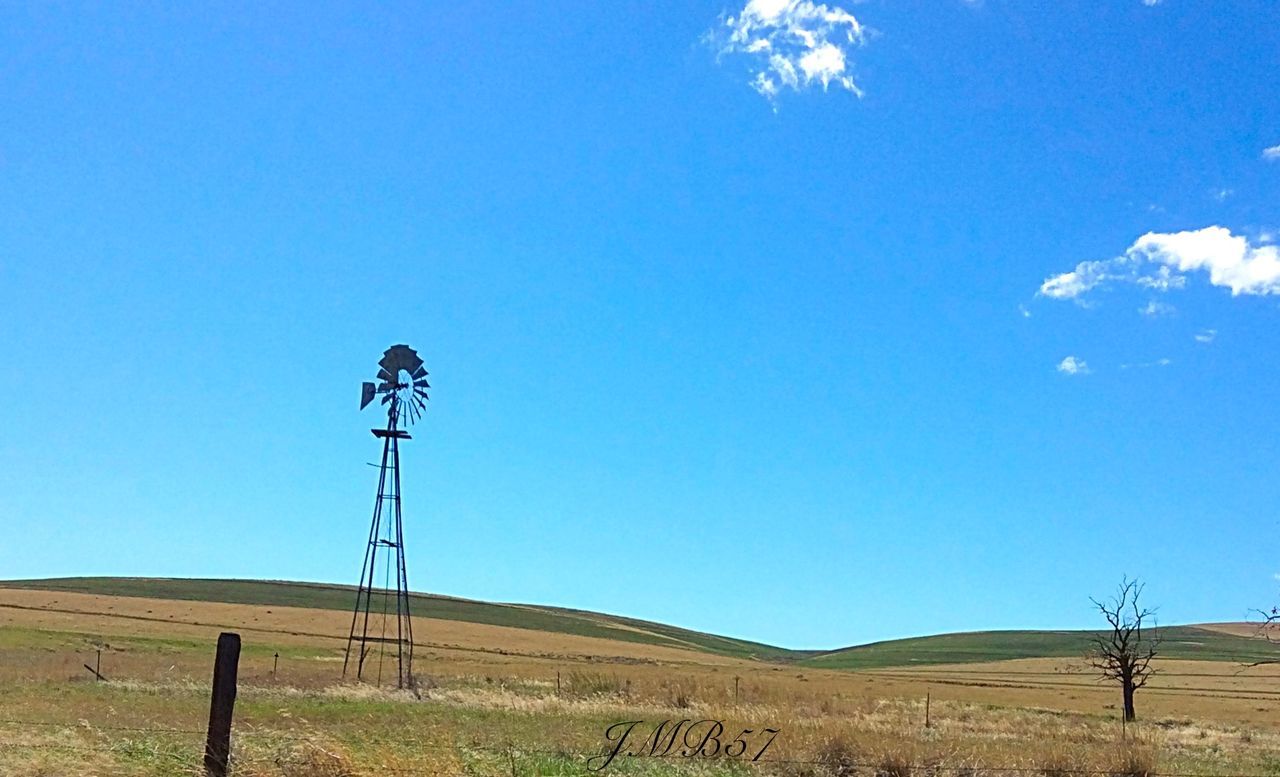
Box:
[803,626,1280,670]
[2,577,1276,668]
[0,576,795,661]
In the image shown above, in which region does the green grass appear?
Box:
[801,626,1280,669]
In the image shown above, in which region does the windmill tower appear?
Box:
[343,344,430,688]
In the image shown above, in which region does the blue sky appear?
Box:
[1,1,1277,649]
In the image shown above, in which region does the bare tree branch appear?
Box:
[1086,576,1159,721]
[1239,606,1280,669]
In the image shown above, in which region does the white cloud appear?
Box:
[1039,226,1280,302]
[1138,300,1175,317]
[1213,188,1233,202]
[1133,227,1280,296]
[1194,329,1217,343]
[1134,264,1187,293]
[1057,356,1090,375]
[1018,304,1032,318]
[712,0,865,103]
[1038,258,1116,300]
[1263,145,1280,161]
[1142,0,1161,5]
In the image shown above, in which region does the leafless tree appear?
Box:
[1253,604,1279,660]
[1087,577,1160,722]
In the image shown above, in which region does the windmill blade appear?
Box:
[414,396,426,412]
[381,392,394,405]
[414,386,429,400]
[411,366,428,380]
[413,378,430,390]
[380,345,423,376]
[360,382,376,410]
[377,381,394,393]
[377,368,394,383]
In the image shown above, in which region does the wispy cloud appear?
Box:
[1038,258,1183,301]
[1194,329,1217,343]
[711,0,866,103]
[1120,358,1172,370]
[1039,226,1280,302]
[1138,300,1175,317]
[1057,356,1090,376]
[1263,145,1280,161]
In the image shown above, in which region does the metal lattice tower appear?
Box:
[343,344,429,689]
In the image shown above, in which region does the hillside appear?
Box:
[0,576,795,661]
[2,577,1276,668]
[801,627,1280,670]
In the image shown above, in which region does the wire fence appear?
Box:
[3,601,1278,680]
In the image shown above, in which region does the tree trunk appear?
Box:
[1122,680,1136,722]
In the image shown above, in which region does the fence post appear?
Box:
[204,632,241,777]
[925,692,931,728]
[83,647,107,682]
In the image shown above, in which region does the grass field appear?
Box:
[1,578,1278,777]
[6,577,1274,668]
[0,577,792,661]
[806,627,1280,669]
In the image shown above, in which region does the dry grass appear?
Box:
[2,588,1279,776]
[0,588,744,669]
[1194,623,1269,639]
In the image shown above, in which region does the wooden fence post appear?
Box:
[83,647,107,682]
[204,632,241,777]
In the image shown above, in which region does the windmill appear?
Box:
[343,344,430,688]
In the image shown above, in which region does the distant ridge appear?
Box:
[805,626,1280,669]
[2,577,1276,668]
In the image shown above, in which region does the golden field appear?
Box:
[1,584,1278,777]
